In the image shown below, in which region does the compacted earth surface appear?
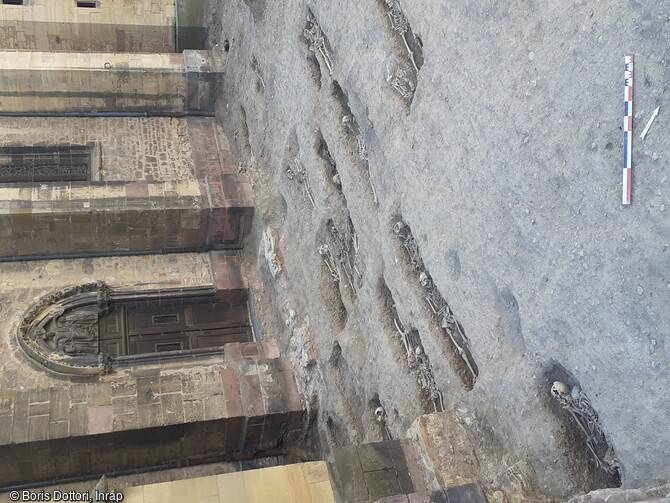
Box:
[205,0,669,500]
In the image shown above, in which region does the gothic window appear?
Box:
[0,143,101,183]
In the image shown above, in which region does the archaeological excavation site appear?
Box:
[0,0,668,502]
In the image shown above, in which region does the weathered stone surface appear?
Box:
[333,445,369,502]
[87,405,113,435]
[389,440,419,495]
[221,368,243,418]
[111,395,137,417]
[187,117,254,247]
[203,394,226,422]
[211,252,249,302]
[365,469,402,501]
[0,52,187,113]
[68,402,89,437]
[240,373,264,419]
[0,342,306,487]
[411,411,480,489]
[184,50,222,113]
[48,388,70,422]
[27,415,49,441]
[331,439,434,503]
[358,442,395,472]
[0,415,13,445]
[11,392,30,444]
[86,382,112,407]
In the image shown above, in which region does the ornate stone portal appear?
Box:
[17,282,253,376]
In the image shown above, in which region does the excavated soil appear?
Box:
[207,0,670,500]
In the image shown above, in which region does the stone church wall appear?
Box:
[0,254,303,488]
[0,118,253,258]
[0,347,304,488]
[0,0,176,52]
[0,116,197,181]
[0,50,220,114]
[0,52,187,113]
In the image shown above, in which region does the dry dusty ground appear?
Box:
[206,0,670,500]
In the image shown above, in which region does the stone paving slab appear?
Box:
[365,469,402,501]
[333,445,369,502]
[331,439,432,502]
[104,462,336,503]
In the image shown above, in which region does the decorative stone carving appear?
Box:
[35,306,99,356]
[16,281,222,377]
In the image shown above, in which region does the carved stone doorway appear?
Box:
[18,283,255,376]
[99,299,253,357]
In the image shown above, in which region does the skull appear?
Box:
[419,272,431,288]
[551,381,570,397]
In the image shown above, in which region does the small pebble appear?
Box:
[637,286,644,295]
[591,142,596,150]
[528,51,535,61]
[661,204,666,212]
[651,339,657,346]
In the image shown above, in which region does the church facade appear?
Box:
[0,0,305,489]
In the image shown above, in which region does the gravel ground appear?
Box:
[207,0,670,500]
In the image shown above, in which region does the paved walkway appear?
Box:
[122,462,335,503]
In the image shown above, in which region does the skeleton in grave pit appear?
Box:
[550,380,621,475]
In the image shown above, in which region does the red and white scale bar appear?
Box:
[623,55,634,205]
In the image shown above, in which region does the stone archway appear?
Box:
[17,281,253,377]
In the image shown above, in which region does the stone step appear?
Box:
[329,439,430,502]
